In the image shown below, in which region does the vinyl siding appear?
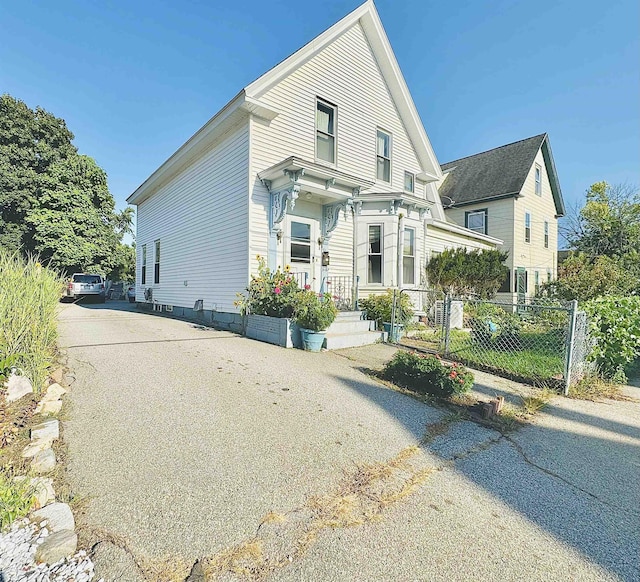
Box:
[136,121,250,311]
[249,22,425,275]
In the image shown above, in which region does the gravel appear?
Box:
[0,519,101,582]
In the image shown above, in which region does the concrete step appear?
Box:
[334,310,366,322]
[326,319,374,335]
[324,330,385,350]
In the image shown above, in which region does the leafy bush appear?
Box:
[0,473,36,531]
[360,290,414,329]
[294,291,338,331]
[0,250,64,389]
[583,296,640,381]
[467,303,523,351]
[235,256,301,318]
[383,351,473,398]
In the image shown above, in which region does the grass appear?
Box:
[0,471,37,531]
[568,375,624,401]
[410,328,565,385]
[0,250,64,391]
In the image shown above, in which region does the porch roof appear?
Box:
[258,156,375,201]
[356,191,434,210]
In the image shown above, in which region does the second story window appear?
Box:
[525,212,531,243]
[404,172,414,193]
[376,130,391,182]
[141,245,147,285]
[316,100,336,164]
[535,165,542,196]
[465,209,488,235]
[544,220,549,248]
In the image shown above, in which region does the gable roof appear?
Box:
[128,0,442,206]
[438,133,565,216]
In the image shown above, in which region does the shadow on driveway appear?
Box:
[330,367,640,582]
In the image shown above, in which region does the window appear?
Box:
[376,130,391,182]
[290,221,311,263]
[465,209,488,235]
[154,240,160,284]
[368,225,382,284]
[498,270,512,293]
[316,100,336,163]
[535,165,542,196]
[403,228,415,285]
[141,245,147,285]
[525,212,531,243]
[535,271,540,294]
[544,220,549,248]
[404,171,414,193]
[547,270,552,283]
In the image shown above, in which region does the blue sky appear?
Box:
[1,0,638,236]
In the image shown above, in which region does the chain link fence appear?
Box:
[390,290,595,393]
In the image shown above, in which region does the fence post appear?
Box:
[443,293,452,355]
[564,299,579,396]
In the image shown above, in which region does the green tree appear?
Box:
[426,248,508,298]
[551,181,640,301]
[108,243,136,282]
[0,94,131,275]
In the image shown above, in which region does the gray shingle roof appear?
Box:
[439,133,564,216]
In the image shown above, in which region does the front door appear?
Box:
[286,217,317,291]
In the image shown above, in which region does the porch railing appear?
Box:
[290,272,310,288]
[325,275,355,311]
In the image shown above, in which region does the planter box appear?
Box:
[246,314,301,348]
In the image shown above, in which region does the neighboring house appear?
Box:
[127,1,500,330]
[439,134,565,302]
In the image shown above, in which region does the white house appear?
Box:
[439,134,565,302]
[127,1,500,335]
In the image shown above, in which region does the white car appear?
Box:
[64,274,106,303]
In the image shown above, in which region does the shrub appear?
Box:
[294,291,338,331]
[467,303,523,351]
[235,256,300,318]
[383,351,474,398]
[583,296,640,381]
[360,290,414,329]
[0,250,64,389]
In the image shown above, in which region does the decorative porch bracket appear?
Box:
[270,184,300,234]
[322,198,354,247]
[389,199,403,215]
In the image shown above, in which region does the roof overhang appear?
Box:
[127,92,280,206]
[426,217,503,246]
[443,191,521,209]
[540,136,565,217]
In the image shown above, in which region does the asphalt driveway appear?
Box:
[58,302,639,581]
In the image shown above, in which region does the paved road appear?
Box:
[59,302,640,581]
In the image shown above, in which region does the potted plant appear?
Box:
[359,289,414,341]
[294,290,338,352]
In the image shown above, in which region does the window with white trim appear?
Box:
[525,212,531,243]
[404,171,414,193]
[316,100,336,164]
[403,227,415,285]
[368,225,383,284]
[465,209,488,235]
[141,245,147,285]
[154,240,160,284]
[544,220,549,248]
[376,130,391,182]
[535,165,542,196]
[290,221,311,263]
[535,271,540,294]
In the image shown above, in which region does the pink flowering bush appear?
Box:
[383,351,473,398]
[235,256,300,318]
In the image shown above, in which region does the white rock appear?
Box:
[13,476,55,508]
[43,382,66,401]
[35,398,63,415]
[31,503,74,533]
[5,374,33,402]
[31,419,59,441]
[31,448,56,474]
[35,530,77,564]
[22,438,54,458]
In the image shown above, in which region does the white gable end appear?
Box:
[251,22,424,192]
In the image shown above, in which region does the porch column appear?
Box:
[397,212,405,289]
[266,182,300,270]
[321,198,353,293]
